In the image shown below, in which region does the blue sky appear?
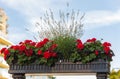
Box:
[0,0,120,71]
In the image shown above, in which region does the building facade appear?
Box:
[0,8,13,79]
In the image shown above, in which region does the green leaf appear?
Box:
[70,52,81,62]
[39,57,47,64]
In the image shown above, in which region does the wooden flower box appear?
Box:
[9,59,110,79]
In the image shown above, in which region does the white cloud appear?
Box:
[1,0,49,17]
[1,0,71,17]
[84,10,120,29]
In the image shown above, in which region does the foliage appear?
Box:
[70,38,114,63]
[0,37,114,66]
[0,38,58,66]
[109,69,120,79]
[53,35,76,59]
[48,76,56,79]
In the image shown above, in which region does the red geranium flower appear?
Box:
[30,42,36,46]
[19,42,23,44]
[24,40,32,44]
[91,38,96,42]
[25,49,33,56]
[76,39,84,50]
[37,50,42,55]
[0,47,6,54]
[43,51,51,59]
[104,46,110,54]
[4,49,10,56]
[95,50,99,55]
[43,38,49,44]
[76,39,82,44]
[109,53,113,58]
[49,44,57,50]
[51,52,57,57]
[103,42,111,47]
[4,55,7,60]
[77,43,84,50]
[19,45,26,51]
[10,45,19,50]
[86,38,96,42]
[35,41,44,48]
[86,39,91,42]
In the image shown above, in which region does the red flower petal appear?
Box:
[0,48,6,54]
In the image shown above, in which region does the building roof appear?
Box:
[0,36,13,45]
[0,76,8,79]
[0,36,12,69]
[0,63,9,68]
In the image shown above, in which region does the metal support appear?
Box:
[97,73,107,79]
[12,74,25,79]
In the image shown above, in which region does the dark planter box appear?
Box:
[9,59,110,79]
